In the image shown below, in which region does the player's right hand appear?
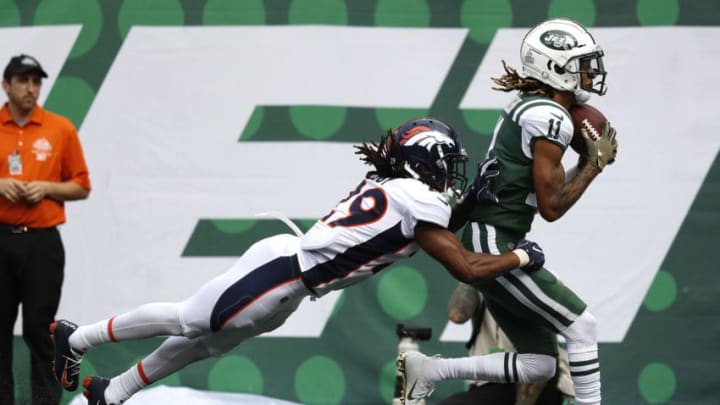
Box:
[467,156,499,203]
[512,239,545,271]
[582,122,618,171]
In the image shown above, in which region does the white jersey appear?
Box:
[297,175,452,297]
[86,177,456,386]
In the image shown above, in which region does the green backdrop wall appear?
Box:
[6,1,720,404]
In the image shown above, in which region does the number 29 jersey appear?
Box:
[297,174,452,297]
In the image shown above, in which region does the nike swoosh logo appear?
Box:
[407,380,419,400]
[436,196,450,206]
[550,112,564,120]
[60,364,73,388]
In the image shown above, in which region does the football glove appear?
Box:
[512,239,545,271]
[467,156,500,203]
[582,122,618,171]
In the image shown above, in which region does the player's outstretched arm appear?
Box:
[414,221,542,283]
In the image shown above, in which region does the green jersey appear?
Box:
[468,95,574,234]
[461,94,587,354]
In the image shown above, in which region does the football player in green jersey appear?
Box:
[399,18,617,405]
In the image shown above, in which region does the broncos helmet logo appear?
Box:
[398,126,456,151]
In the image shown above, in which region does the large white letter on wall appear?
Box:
[59,26,467,337]
[39,26,720,342]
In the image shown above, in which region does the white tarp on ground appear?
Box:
[68,385,302,405]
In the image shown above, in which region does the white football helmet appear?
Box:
[520,18,607,103]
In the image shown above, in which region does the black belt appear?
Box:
[0,223,51,234]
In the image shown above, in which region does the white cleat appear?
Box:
[397,350,436,404]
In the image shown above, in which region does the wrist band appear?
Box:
[512,249,530,267]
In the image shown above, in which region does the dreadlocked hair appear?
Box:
[354,130,398,178]
[491,60,555,97]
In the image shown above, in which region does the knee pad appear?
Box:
[560,310,597,347]
[516,353,557,383]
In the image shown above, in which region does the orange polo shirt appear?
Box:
[0,104,91,228]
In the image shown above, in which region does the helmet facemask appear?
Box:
[404,145,468,201]
[564,51,607,103]
[438,149,468,201]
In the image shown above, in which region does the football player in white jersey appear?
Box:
[398,19,617,405]
[49,117,545,405]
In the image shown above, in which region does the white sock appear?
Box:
[426,352,555,384]
[69,318,111,353]
[104,363,148,404]
[69,303,184,353]
[567,343,601,405]
[103,336,213,403]
[561,310,601,404]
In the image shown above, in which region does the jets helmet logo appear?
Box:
[540,30,578,50]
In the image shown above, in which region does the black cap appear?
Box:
[3,54,48,80]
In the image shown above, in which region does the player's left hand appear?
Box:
[467,156,499,204]
[582,122,618,171]
[512,239,545,271]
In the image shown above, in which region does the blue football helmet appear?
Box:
[388,117,468,199]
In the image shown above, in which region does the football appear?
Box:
[569,104,607,154]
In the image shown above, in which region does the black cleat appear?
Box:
[83,376,111,405]
[50,320,83,391]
